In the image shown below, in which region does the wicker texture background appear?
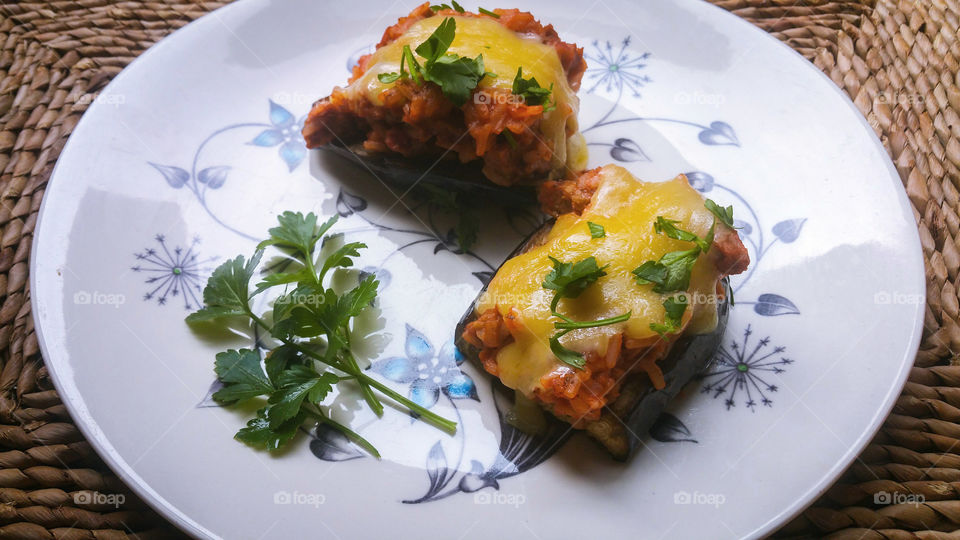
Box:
[0,0,956,538]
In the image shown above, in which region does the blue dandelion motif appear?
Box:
[584,36,651,97]
[699,325,794,411]
[131,235,217,310]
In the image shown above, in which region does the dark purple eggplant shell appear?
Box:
[454,220,730,460]
[320,142,536,206]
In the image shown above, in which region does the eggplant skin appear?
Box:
[454,218,731,460]
[320,142,536,206]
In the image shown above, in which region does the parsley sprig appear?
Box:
[542,256,631,368]
[512,67,554,110]
[187,212,457,456]
[377,17,493,106]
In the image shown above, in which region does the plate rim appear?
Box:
[28,1,926,538]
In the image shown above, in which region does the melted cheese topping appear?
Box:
[478,165,723,395]
[346,15,581,174]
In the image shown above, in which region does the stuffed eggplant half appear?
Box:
[456,165,750,459]
[302,3,588,189]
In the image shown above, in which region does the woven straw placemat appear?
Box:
[0,0,956,538]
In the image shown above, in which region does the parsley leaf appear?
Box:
[257,211,334,256]
[319,240,367,281]
[320,274,380,330]
[654,216,711,252]
[511,67,554,108]
[378,72,401,84]
[212,349,274,404]
[632,247,700,293]
[186,251,263,322]
[543,256,608,311]
[632,260,668,287]
[255,270,310,291]
[430,2,464,12]
[705,199,735,228]
[550,334,586,369]
[423,53,488,105]
[650,294,689,336]
[416,17,456,61]
[478,6,500,17]
[236,408,306,451]
[268,368,339,428]
[264,345,298,385]
[587,221,606,238]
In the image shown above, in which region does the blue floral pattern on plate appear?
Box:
[370,325,478,411]
[249,100,307,172]
[132,235,216,310]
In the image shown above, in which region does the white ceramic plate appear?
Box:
[31,1,924,538]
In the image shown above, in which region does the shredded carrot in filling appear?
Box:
[462,308,670,426]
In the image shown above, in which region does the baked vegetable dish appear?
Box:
[456,165,749,458]
[301,3,588,186]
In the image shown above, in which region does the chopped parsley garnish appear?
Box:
[635,215,716,335]
[587,221,606,238]
[378,18,492,106]
[377,72,401,84]
[430,1,465,12]
[478,6,500,17]
[650,294,689,336]
[542,256,631,369]
[654,216,713,252]
[512,67,554,110]
[705,198,735,228]
[187,212,457,456]
[632,248,700,293]
[633,217,714,294]
[543,256,607,312]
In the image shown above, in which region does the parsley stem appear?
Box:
[246,313,457,434]
[354,373,458,434]
[549,308,576,325]
[554,311,632,330]
[305,404,381,459]
[341,346,385,417]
